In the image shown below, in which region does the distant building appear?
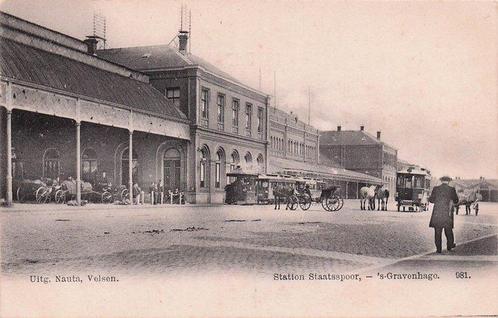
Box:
[267,109,382,198]
[319,126,398,195]
[268,106,319,163]
[452,177,498,202]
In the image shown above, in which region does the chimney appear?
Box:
[84,36,98,55]
[178,31,189,55]
[377,131,381,140]
[337,125,342,131]
[360,125,364,131]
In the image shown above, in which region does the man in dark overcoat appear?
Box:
[428,176,459,253]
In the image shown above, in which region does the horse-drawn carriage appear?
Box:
[395,168,431,212]
[54,181,128,204]
[15,179,48,202]
[273,182,344,212]
[14,176,128,204]
[226,172,344,212]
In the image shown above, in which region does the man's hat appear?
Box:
[440,176,452,182]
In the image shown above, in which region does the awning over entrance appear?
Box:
[268,157,382,184]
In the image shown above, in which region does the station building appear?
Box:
[319,126,398,196]
[0,12,270,205]
[0,12,192,205]
[96,34,269,204]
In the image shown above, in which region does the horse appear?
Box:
[359,185,377,210]
[376,186,390,211]
[455,189,482,215]
[273,184,295,210]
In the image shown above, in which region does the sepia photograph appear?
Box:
[0,0,497,317]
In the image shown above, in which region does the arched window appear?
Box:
[82,148,98,182]
[121,148,138,186]
[43,148,60,179]
[215,148,225,188]
[245,152,252,165]
[228,150,240,184]
[257,154,264,172]
[163,148,181,191]
[200,146,209,188]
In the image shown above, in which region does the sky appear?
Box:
[1,0,497,179]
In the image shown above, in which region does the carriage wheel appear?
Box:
[16,187,24,202]
[288,195,298,210]
[325,195,341,211]
[120,189,129,201]
[101,191,113,204]
[321,198,331,211]
[337,196,344,211]
[35,187,48,204]
[55,190,66,204]
[298,194,312,211]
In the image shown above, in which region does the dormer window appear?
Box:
[166,88,180,108]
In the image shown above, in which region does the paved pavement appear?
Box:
[1,200,497,277]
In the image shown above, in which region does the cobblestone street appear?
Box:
[2,200,497,317]
[2,200,497,277]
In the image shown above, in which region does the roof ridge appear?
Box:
[100,43,170,51]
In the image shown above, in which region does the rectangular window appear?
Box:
[215,162,221,188]
[200,161,205,188]
[257,107,263,133]
[217,94,225,123]
[232,99,239,127]
[201,88,209,119]
[166,88,180,108]
[245,103,252,132]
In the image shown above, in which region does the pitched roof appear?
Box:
[320,130,381,146]
[97,45,244,86]
[0,38,188,122]
[452,179,498,190]
[268,157,382,184]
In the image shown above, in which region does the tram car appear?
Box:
[395,167,431,212]
[225,171,259,205]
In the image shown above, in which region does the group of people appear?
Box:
[147,181,184,205]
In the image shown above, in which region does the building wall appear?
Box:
[268,107,319,163]
[320,143,398,195]
[145,68,268,204]
[186,129,265,204]
[0,107,6,200]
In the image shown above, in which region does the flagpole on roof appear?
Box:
[273,70,277,111]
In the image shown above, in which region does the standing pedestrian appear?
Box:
[133,183,142,205]
[428,176,459,253]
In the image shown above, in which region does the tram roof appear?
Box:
[397,167,431,176]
